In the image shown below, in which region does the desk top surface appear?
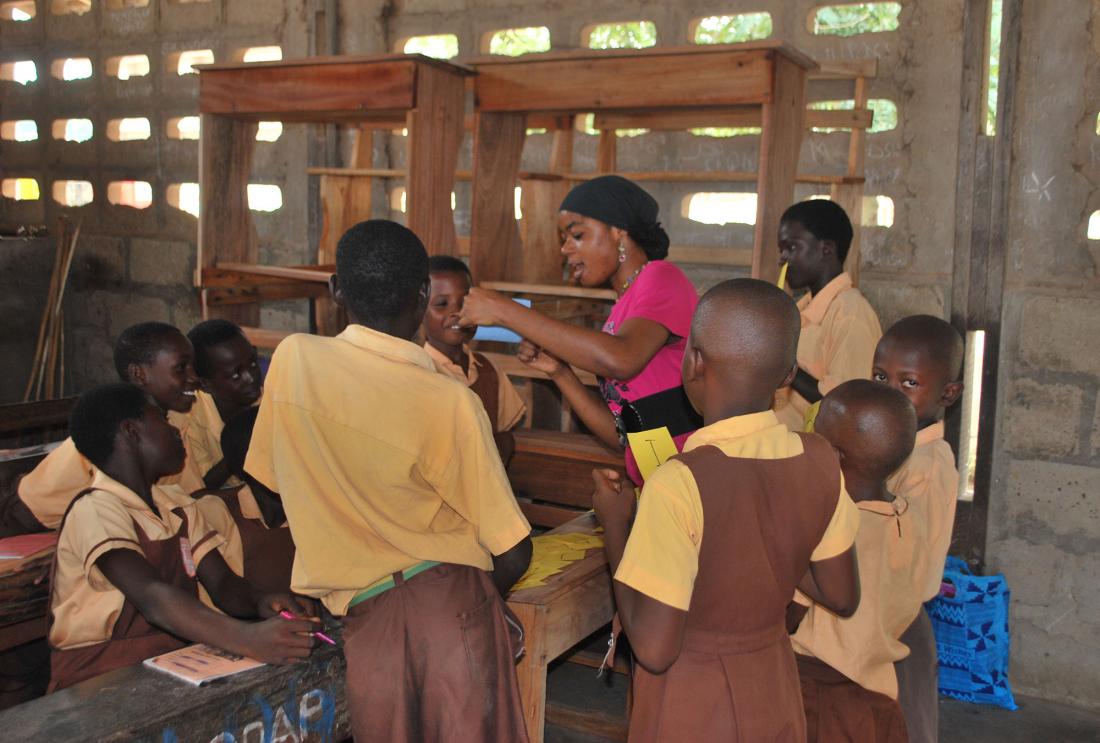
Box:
[507,512,609,608]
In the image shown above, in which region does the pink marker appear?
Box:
[279,610,337,646]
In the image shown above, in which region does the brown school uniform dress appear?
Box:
[199,483,294,594]
[48,472,223,691]
[617,412,859,743]
[424,343,527,433]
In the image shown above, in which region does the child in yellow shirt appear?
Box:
[185,319,264,489]
[873,314,965,743]
[421,255,526,463]
[774,199,882,431]
[48,383,315,691]
[790,380,920,743]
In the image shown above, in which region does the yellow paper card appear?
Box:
[627,426,679,482]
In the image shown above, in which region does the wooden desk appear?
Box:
[0,632,350,741]
[0,549,52,653]
[507,512,615,743]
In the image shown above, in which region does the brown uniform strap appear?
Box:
[469,352,501,432]
[47,487,102,635]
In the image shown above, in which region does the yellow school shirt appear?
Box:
[791,496,927,699]
[887,422,958,601]
[245,325,532,616]
[49,470,224,651]
[176,390,232,485]
[775,273,882,431]
[17,434,205,530]
[423,343,527,432]
[615,411,860,611]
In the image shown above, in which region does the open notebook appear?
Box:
[144,643,264,686]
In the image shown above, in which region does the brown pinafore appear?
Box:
[206,486,295,594]
[342,563,529,743]
[797,654,909,742]
[468,352,501,432]
[48,490,200,692]
[628,434,843,743]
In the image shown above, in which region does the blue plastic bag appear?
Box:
[925,556,1018,710]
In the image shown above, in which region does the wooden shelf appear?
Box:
[481,281,618,301]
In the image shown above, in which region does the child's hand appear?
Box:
[242,616,316,665]
[591,468,635,534]
[259,593,319,620]
[457,287,508,327]
[517,340,563,377]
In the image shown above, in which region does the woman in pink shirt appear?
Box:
[459,176,699,484]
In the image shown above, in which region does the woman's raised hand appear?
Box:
[457,287,509,328]
[518,340,563,377]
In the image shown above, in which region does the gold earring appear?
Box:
[617,240,627,264]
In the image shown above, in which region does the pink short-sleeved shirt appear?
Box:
[599,260,699,482]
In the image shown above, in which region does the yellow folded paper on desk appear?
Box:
[626,426,679,482]
[511,533,606,591]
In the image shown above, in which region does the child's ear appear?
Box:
[779,362,798,389]
[941,381,964,408]
[118,419,143,449]
[819,238,837,259]
[329,274,345,308]
[127,363,147,388]
[683,346,705,383]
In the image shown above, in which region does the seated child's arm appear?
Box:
[96,549,316,665]
[0,482,48,538]
[201,458,233,490]
[791,368,823,404]
[196,547,311,619]
[490,535,532,596]
[593,468,688,675]
[798,546,860,617]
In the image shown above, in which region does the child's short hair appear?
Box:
[113,322,183,381]
[780,199,854,265]
[882,315,965,381]
[335,220,428,323]
[188,319,246,378]
[70,383,148,470]
[220,406,259,477]
[820,379,917,479]
[427,255,471,278]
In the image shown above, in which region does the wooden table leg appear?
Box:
[511,602,547,743]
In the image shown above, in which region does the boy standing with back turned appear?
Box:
[245,220,533,742]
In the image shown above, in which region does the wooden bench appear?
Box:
[509,428,623,528]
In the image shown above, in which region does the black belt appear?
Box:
[615,385,703,447]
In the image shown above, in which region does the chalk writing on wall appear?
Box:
[160,682,337,743]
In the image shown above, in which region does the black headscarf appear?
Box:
[559,175,670,260]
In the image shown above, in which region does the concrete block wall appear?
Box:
[982,1,1100,711]
[0,0,312,390]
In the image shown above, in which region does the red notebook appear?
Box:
[0,533,58,572]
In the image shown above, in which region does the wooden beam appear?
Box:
[213,262,333,283]
[470,112,528,281]
[831,74,870,285]
[561,171,861,185]
[474,49,777,112]
[241,326,293,349]
[198,115,259,326]
[480,281,617,301]
[0,397,76,437]
[204,283,330,306]
[316,173,369,334]
[596,130,616,172]
[593,106,872,132]
[752,55,807,282]
[200,60,417,117]
[405,64,466,256]
[811,59,878,80]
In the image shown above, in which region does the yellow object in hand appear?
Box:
[626,427,679,482]
[777,262,789,290]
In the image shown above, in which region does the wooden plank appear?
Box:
[509,430,623,510]
[198,115,259,326]
[0,617,46,654]
[197,51,473,74]
[215,262,334,283]
[561,171,860,185]
[204,283,330,306]
[406,64,465,256]
[316,174,368,334]
[474,49,776,112]
[593,106,872,132]
[519,500,586,529]
[518,177,569,283]
[200,60,417,117]
[469,112,528,281]
[0,397,76,437]
[509,601,547,742]
[546,704,628,742]
[596,130,616,173]
[0,639,350,742]
[466,40,817,70]
[812,59,878,80]
[481,281,617,301]
[752,55,807,282]
[240,326,292,349]
[831,71,869,286]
